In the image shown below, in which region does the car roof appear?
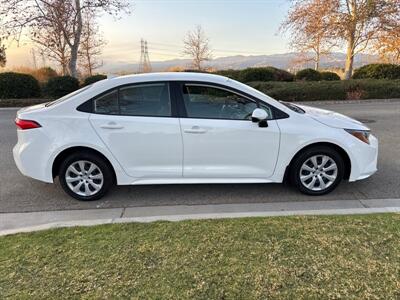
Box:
[104,72,231,85]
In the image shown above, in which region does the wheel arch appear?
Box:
[52,146,117,182]
[284,142,351,182]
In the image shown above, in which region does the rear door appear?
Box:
[177,82,281,179]
[89,82,183,179]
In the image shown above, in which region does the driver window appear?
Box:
[182,84,258,120]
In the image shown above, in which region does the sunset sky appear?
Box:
[6,0,291,69]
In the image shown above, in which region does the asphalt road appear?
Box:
[0,100,399,213]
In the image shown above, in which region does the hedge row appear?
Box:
[0,73,107,99]
[249,79,400,101]
[295,69,341,81]
[2,65,400,101]
[352,64,400,80]
[0,72,41,99]
[215,67,343,82]
[216,67,295,82]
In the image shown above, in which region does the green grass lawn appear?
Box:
[1,214,399,299]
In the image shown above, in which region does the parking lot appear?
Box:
[0,100,399,213]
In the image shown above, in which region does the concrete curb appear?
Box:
[1,198,399,236]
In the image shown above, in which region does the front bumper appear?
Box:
[349,134,378,182]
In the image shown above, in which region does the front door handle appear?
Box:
[100,122,124,130]
[184,126,207,134]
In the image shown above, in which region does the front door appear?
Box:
[178,83,280,179]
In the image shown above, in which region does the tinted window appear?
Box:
[182,84,260,120]
[94,90,119,114]
[119,83,171,117]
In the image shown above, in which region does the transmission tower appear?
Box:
[138,39,152,73]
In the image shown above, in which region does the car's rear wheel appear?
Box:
[59,152,113,201]
[290,146,344,195]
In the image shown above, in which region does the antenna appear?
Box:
[138,39,152,73]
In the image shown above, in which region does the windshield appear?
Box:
[230,79,274,100]
[45,84,93,107]
[280,101,305,114]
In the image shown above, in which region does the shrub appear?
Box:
[320,71,341,81]
[0,72,41,99]
[183,69,210,73]
[238,67,275,82]
[83,74,107,86]
[216,67,294,83]
[352,64,400,80]
[45,76,79,98]
[32,67,58,83]
[295,68,321,81]
[271,68,295,82]
[249,79,400,102]
[215,69,242,80]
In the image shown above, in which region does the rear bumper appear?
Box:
[13,129,53,183]
[349,134,378,182]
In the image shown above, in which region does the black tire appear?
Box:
[290,146,344,195]
[58,152,114,201]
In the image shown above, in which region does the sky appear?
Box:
[5,0,292,69]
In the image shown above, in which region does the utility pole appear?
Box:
[138,39,152,73]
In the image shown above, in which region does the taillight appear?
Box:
[15,118,41,130]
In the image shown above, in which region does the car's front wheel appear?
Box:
[290,146,344,195]
[59,152,113,201]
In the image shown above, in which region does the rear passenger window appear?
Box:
[94,90,119,115]
[119,83,171,117]
[92,83,172,117]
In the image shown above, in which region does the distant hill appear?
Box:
[100,52,379,74]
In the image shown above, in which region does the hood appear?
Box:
[297,104,369,130]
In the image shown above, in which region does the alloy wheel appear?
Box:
[65,160,104,196]
[299,155,338,191]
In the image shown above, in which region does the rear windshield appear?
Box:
[45,85,93,107]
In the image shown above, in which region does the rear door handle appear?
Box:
[184,126,207,134]
[100,122,124,129]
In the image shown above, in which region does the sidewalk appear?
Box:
[1,198,400,236]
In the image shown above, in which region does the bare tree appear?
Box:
[79,13,106,76]
[375,28,400,64]
[374,13,400,64]
[282,0,400,79]
[0,39,5,68]
[332,0,400,79]
[0,0,130,77]
[183,25,212,71]
[31,1,71,75]
[282,0,337,70]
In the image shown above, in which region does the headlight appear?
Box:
[344,129,370,144]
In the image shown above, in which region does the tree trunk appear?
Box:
[315,52,320,70]
[344,32,355,80]
[344,0,356,80]
[68,0,83,78]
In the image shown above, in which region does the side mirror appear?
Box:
[251,108,268,127]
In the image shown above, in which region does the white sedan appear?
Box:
[13,72,378,200]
